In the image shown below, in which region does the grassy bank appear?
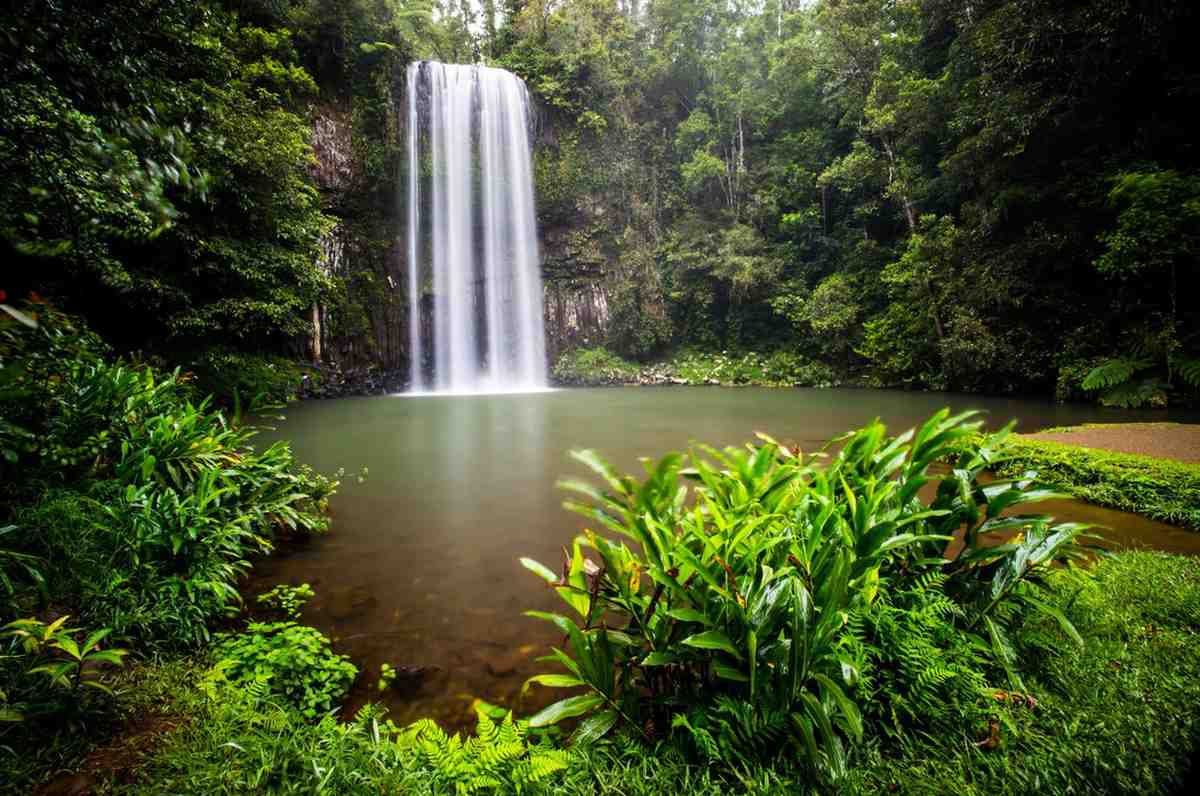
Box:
[996,435,1200,530]
[25,551,1200,795]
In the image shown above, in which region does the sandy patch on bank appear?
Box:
[1023,422,1200,464]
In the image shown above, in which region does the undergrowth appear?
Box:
[551,345,840,388]
[29,553,1200,796]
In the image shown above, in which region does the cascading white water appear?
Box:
[406,61,548,394]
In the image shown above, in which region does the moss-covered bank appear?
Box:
[997,432,1200,530]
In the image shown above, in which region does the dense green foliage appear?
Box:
[5,388,1198,793]
[849,551,1200,795]
[502,1,1200,402]
[520,410,1097,783]
[552,346,640,386]
[214,621,357,719]
[0,307,335,762]
[6,1,1198,402]
[13,551,1197,794]
[995,433,1200,530]
[1,1,333,361]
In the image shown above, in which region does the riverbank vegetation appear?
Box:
[553,346,840,388]
[995,435,1200,531]
[0,306,337,790]
[4,401,1198,793]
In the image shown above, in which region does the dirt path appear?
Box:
[1023,422,1200,464]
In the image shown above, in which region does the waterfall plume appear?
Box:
[405,61,548,394]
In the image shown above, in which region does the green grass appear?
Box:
[16,552,1190,796]
[845,551,1200,795]
[996,436,1200,529]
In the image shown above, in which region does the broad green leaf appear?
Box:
[521,673,585,695]
[520,557,558,583]
[571,709,619,745]
[681,630,742,660]
[713,663,749,682]
[641,652,680,667]
[665,608,709,624]
[527,693,605,727]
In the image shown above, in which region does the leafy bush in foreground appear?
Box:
[1,311,335,645]
[214,622,357,720]
[89,553,1200,796]
[521,410,1093,784]
[1,307,336,750]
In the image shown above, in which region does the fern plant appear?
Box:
[400,707,569,794]
[1081,357,1166,408]
[843,576,991,740]
[1082,351,1200,408]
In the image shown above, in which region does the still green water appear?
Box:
[252,387,1199,729]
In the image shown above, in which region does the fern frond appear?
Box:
[526,750,570,781]
[1082,357,1150,391]
[1177,357,1200,389]
[1099,377,1166,408]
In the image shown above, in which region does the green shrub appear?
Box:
[0,616,127,727]
[552,347,640,386]
[651,349,840,387]
[846,552,1200,795]
[214,622,357,719]
[186,349,310,412]
[521,411,1093,784]
[1,311,335,648]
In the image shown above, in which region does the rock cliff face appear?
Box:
[307,103,407,390]
[540,220,612,362]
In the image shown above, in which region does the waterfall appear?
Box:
[406,61,548,394]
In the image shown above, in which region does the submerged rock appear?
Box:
[484,644,536,678]
[325,585,376,621]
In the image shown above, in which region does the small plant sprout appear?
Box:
[378,662,397,692]
[256,583,315,618]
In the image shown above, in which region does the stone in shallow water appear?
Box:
[325,585,375,621]
[484,644,536,678]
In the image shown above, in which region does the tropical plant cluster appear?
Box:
[0,305,335,747]
[23,446,1196,796]
[214,621,358,720]
[519,410,1101,783]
